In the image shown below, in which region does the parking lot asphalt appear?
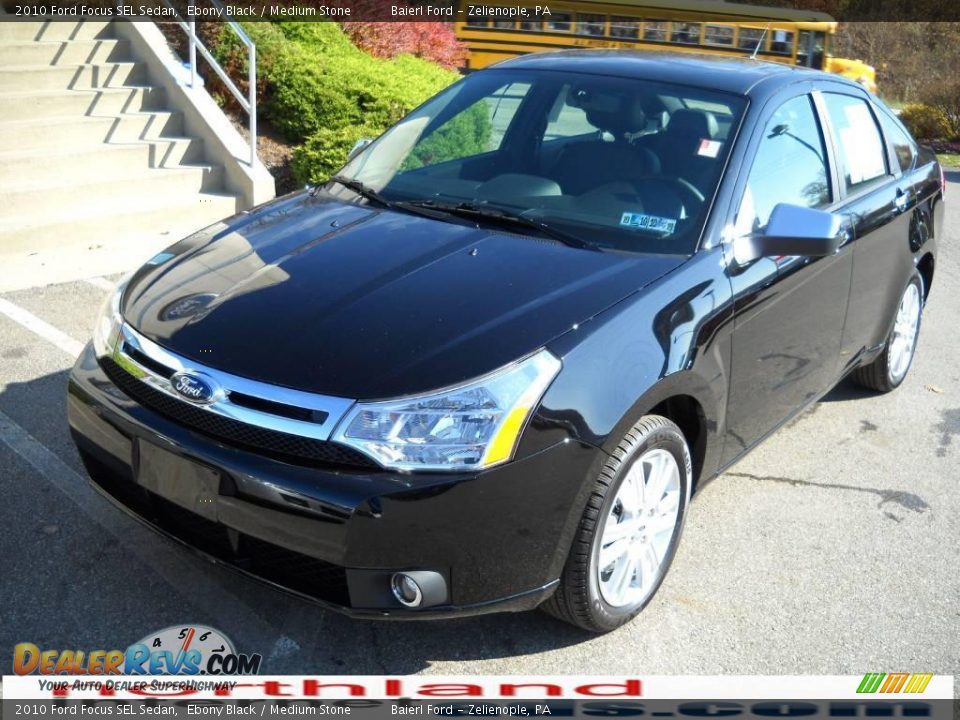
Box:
[1,176,958,681]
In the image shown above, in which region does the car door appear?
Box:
[721,89,853,466]
[819,90,915,367]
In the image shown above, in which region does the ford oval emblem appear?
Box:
[160,293,218,322]
[170,371,220,405]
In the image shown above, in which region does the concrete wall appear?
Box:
[113,20,275,209]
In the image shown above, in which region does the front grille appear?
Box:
[100,357,378,469]
[80,448,350,606]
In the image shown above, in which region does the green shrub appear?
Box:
[899,103,952,140]
[212,21,488,184]
[290,125,379,185]
[215,22,459,140]
[401,103,492,171]
[273,21,357,52]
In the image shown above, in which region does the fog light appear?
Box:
[391,573,423,608]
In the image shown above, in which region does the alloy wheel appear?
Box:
[597,448,681,608]
[888,282,921,384]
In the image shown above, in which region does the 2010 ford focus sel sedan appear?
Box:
[68,51,945,632]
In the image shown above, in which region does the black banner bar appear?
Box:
[2,0,960,22]
[1,699,958,720]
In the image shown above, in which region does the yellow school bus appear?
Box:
[455,0,876,91]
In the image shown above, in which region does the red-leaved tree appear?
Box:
[341,22,468,71]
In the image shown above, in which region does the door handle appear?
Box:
[837,227,852,250]
[895,188,910,211]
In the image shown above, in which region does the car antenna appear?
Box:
[751,23,772,60]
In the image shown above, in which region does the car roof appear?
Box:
[494,49,841,96]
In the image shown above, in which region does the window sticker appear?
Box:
[839,102,886,183]
[697,139,722,158]
[620,212,677,233]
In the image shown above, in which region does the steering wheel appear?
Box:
[629,175,706,215]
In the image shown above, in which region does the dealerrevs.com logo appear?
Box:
[13,624,262,676]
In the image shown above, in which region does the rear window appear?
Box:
[878,109,918,174]
[823,93,889,193]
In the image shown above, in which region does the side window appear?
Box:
[671,22,701,44]
[575,13,606,36]
[401,82,531,170]
[770,29,794,55]
[823,93,889,193]
[736,95,831,235]
[878,109,918,174]
[738,27,766,52]
[544,86,601,141]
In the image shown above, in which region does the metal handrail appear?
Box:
[158,0,257,167]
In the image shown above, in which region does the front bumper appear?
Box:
[67,342,605,618]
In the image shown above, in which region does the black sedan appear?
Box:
[68,51,944,632]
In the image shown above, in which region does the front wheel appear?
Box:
[851,273,924,393]
[542,415,692,633]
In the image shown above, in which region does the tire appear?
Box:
[851,273,924,393]
[542,415,692,633]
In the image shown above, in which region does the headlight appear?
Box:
[332,350,561,472]
[92,278,129,357]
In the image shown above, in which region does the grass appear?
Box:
[937,153,960,167]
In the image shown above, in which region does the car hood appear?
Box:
[123,192,685,399]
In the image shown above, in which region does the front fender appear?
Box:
[538,246,735,484]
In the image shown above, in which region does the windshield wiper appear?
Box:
[398,200,600,252]
[323,175,393,208]
[322,176,455,221]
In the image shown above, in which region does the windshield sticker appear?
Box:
[697,139,722,158]
[620,212,677,233]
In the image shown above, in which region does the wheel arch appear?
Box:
[917,252,934,301]
[601,373,723,494]
[647,394,708,490]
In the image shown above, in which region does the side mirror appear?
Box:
[733,203,844,266]
[348,137,372,160]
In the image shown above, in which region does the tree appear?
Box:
[341,22,468,71]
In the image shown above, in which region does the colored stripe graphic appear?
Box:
[858,673,933,694]
[857,673,885,693]
[906,674,934,693]
[880,673,909,693]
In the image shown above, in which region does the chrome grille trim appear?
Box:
[111,322,357,442]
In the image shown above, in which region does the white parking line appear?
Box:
[0,407,279,635]
[84,277,117,292]
[0,297,84,358]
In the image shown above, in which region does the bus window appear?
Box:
[610,16,640,40]
[795,30,826,68]
[546,13,572,32]
[703,24,734,46]
[643,21,669,42]
[671,22,701,45]
[576,13,606,36]
[520,19,541,31]
[493,15,517,30]
[465,14,488,28]
[738,27,766,52]
[770,29,794,55]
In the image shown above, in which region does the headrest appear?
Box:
[665,109,719,141]
[583,95,647,138]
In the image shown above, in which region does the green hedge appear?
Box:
[290,124,380,185]
[899,103,952,141]
[400,103,492,171]
[215,22,464,182]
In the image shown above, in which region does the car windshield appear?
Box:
[333,68,747,255]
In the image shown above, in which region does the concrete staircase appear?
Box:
[0,19,242,254]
